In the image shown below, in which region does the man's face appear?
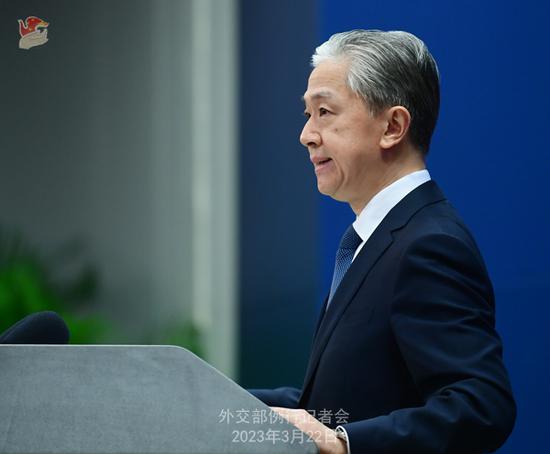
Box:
[301,59,386,211]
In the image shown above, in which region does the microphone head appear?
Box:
[0,311,70,344]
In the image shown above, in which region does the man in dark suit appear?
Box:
[249,30,516,453]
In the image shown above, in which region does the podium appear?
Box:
[0,345,318,454]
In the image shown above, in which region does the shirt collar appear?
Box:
[353,169,431,244]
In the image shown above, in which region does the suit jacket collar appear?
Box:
[299,181,446,403]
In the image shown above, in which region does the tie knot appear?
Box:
[339,225,362,251]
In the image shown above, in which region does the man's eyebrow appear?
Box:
[301,91,334,103]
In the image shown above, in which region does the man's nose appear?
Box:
[300,121,321,148]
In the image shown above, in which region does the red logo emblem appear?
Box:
[18,16,49,50]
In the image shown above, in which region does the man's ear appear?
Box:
[379,106,411,149]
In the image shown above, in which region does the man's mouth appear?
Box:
[314,157,333,173]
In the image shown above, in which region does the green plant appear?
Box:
[0,227,108,343]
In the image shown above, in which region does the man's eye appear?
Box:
[319,107,329,116]
[304,111,311,119]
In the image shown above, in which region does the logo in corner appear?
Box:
[18,16,49,50]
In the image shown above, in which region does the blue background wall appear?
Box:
[239,0,549,451]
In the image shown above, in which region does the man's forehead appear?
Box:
[302,62,352,104]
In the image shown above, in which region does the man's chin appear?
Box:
[317,183,346,202]
[316,182,332,197]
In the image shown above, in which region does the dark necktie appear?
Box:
[327,225,363,308]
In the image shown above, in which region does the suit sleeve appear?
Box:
[342,233,516,453]
[247,386,301,408]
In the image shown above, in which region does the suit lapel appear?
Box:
[299,181,446,402]
[312,296,329,343]
[300,228,394,396]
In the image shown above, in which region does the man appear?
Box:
[249,30,516,453]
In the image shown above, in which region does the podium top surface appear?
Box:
[0,345,318,454]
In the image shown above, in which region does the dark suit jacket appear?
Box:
[250,181,516,453]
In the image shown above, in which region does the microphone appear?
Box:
[0,311,70,344]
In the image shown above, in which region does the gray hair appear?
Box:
[312,30,440,154]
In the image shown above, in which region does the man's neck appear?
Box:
[349,158,426,215]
